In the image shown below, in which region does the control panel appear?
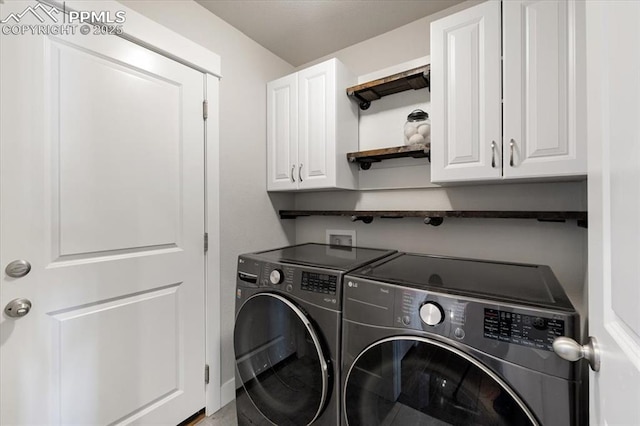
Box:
[236,256,342,310]
[301,271,337,295]
[483,308,564,352]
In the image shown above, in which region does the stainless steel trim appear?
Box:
[343,335,539,426]
[299,163,303,182]
[291,165,296,182]
[236,292,329,426]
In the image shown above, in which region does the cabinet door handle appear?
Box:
[509,139,515,167]
[298,163,303,182]
[491,141,497,168]
[291,164,296,182]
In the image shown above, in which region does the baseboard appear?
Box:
[220,377,236,407]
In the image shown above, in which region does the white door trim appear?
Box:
[205,74,222,415]
[36,0,224,416]
[41,0,222,78]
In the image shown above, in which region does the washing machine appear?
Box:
[234,243,396,425]
[341,252,584,426]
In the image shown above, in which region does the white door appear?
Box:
[430,0,502,183]
[586,1,640,424]
[0,3,206,425]
[298,60,335,190]
[267,73,298,191]
[503,0,586,179]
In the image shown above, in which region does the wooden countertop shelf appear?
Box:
[346,64,430,110]
[279,210,588,228]
[346,143,430,170]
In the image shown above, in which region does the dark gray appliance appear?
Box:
[234,243,396,426]
[341,252,583,426]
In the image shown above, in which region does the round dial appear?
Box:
[419,302,444,326]
[269,269,284,285]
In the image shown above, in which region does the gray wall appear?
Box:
[120,0,296,395]
[293,1,588,317]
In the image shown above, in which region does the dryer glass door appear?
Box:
[344,336,538,425]
[234,293,330,426]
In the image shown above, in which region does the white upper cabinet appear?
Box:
[267,58,358,191]
[431,1,502,183]
[431,0,586,183]
[503,0,585,178]
[267,73,298,191]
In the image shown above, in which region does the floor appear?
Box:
[195,401,238,426]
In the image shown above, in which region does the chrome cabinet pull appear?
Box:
[291,164,296,182]
[299,163,303,182]
[509,139,515,167]
[491,141,497,168]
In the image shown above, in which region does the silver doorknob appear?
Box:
[4,298,32,318]
[5,260,31,278]
[552,336,600,372]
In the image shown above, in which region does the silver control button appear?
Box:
[454,327,465,339]
[269,269,284,285]
[402,315,411,325]
[419,302,444,326]
[285,284,293,292]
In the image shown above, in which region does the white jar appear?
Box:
[403,109,430,146]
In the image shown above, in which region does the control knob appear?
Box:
[269,269,284,285]
[419,302,444,326]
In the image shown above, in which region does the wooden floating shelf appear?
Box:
[279,210,588,228]
[347,143,430,170]
[346,64,430,110]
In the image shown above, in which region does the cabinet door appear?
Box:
[503,1,586,178]
[431,0,502,183]
[267,73,298,191]
[298,60,336,189]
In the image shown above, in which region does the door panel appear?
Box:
[503,0,586,178]
[587,2,640,424]
[0,2,205,424]
[431,0,502,183]
[50,285,180,425]
[52,39,181,257]
[267,74,298,190]
[298,60,335,189]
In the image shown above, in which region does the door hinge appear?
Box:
[203,100,208,120]
[205,364,210,385]
[204,232,209,253]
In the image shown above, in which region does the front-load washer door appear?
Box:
[234,293,330,425]
[344,336,538,426]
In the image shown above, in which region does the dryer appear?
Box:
[234,243,396,425]
[341,252,584,426]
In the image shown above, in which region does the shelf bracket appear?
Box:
[351,215,374,224]
[423,217,444,226]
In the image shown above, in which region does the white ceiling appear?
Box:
[195,0,465,67]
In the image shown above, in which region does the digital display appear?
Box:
[301,272,337,295]
[483,308,564,351]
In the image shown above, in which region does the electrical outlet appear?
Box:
[326,229,356,247]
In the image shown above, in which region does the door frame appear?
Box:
[32,0,223,417]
